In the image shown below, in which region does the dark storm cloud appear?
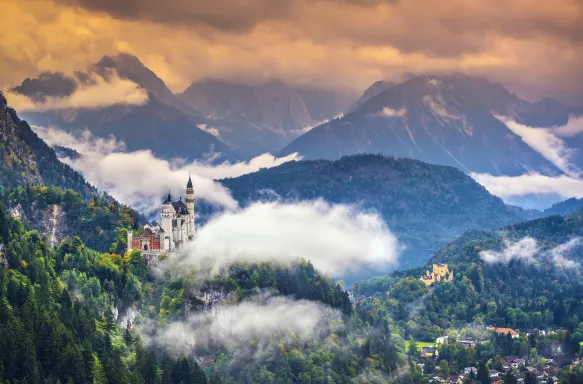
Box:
[55,0,583,56]
[56,0,297,32]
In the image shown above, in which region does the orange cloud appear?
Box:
[1,0,582,103]
[4,70,149,111]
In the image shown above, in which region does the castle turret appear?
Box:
[160,191,174,251]
[127,230,133,252]
[186,174,195,239]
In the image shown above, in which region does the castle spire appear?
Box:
[164,190,172,204]
[187,173,193,189]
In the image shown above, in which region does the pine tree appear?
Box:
[503,371,517,384]
[477,362,490,384]
[91,354,107,384]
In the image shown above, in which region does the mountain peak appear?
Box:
[95,52,146,73]
[94,52,201,117]
[281,72,563,176]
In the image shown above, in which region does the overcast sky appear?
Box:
[1,0,582,104]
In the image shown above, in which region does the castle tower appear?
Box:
[160,191,174,251]
[186,174,195,239]
[127,230,133,252]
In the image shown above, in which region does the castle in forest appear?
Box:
[420,263,454,286]
[127,176,195,260]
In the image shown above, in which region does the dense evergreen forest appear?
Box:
[0,202,207,384]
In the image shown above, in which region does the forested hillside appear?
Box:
[354,258,583,379]
[430,209,583,265]
[0,91,94,198]
[544,198,583,216]
[0,202,208,384]
[2,185,141,253]
[353,208,583,379]
[218,154,541,266]
[0,196,421,383]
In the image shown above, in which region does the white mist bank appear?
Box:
[34,126,300,214]
[149,293,340,357]
[166,199,401,277]
[480,237,581,269]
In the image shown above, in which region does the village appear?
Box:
[414,325,581,384]
[350,263,583,384]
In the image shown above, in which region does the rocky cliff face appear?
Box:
[11,202,68,246]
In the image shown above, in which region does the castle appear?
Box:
[420,263,453,286]
[127,176,195,259]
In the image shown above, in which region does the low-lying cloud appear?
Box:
[471,172,583,200]
[554,115,583,137]
[5,70,148,111]
[496,116,580,177]
[151,293,339,357]
[375,107,407,118]
[480,237,539,264]
[196,124,221,138]
[34,126,299,214]
[472,116,583,203]
[480,237,581,269]
[173,200,401,277]
[549,238,582,269]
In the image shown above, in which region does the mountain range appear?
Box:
[14,54,236,162]
[281,73,583,176]
[179,79,353,156]
[10,56,583,180]
[11,53,353,160]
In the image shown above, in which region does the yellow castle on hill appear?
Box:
[420,263,454,286]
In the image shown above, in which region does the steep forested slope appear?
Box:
[0,93,143,253]
[3,185,141,253]
[0,91,93,198]
[0,201,210,384]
